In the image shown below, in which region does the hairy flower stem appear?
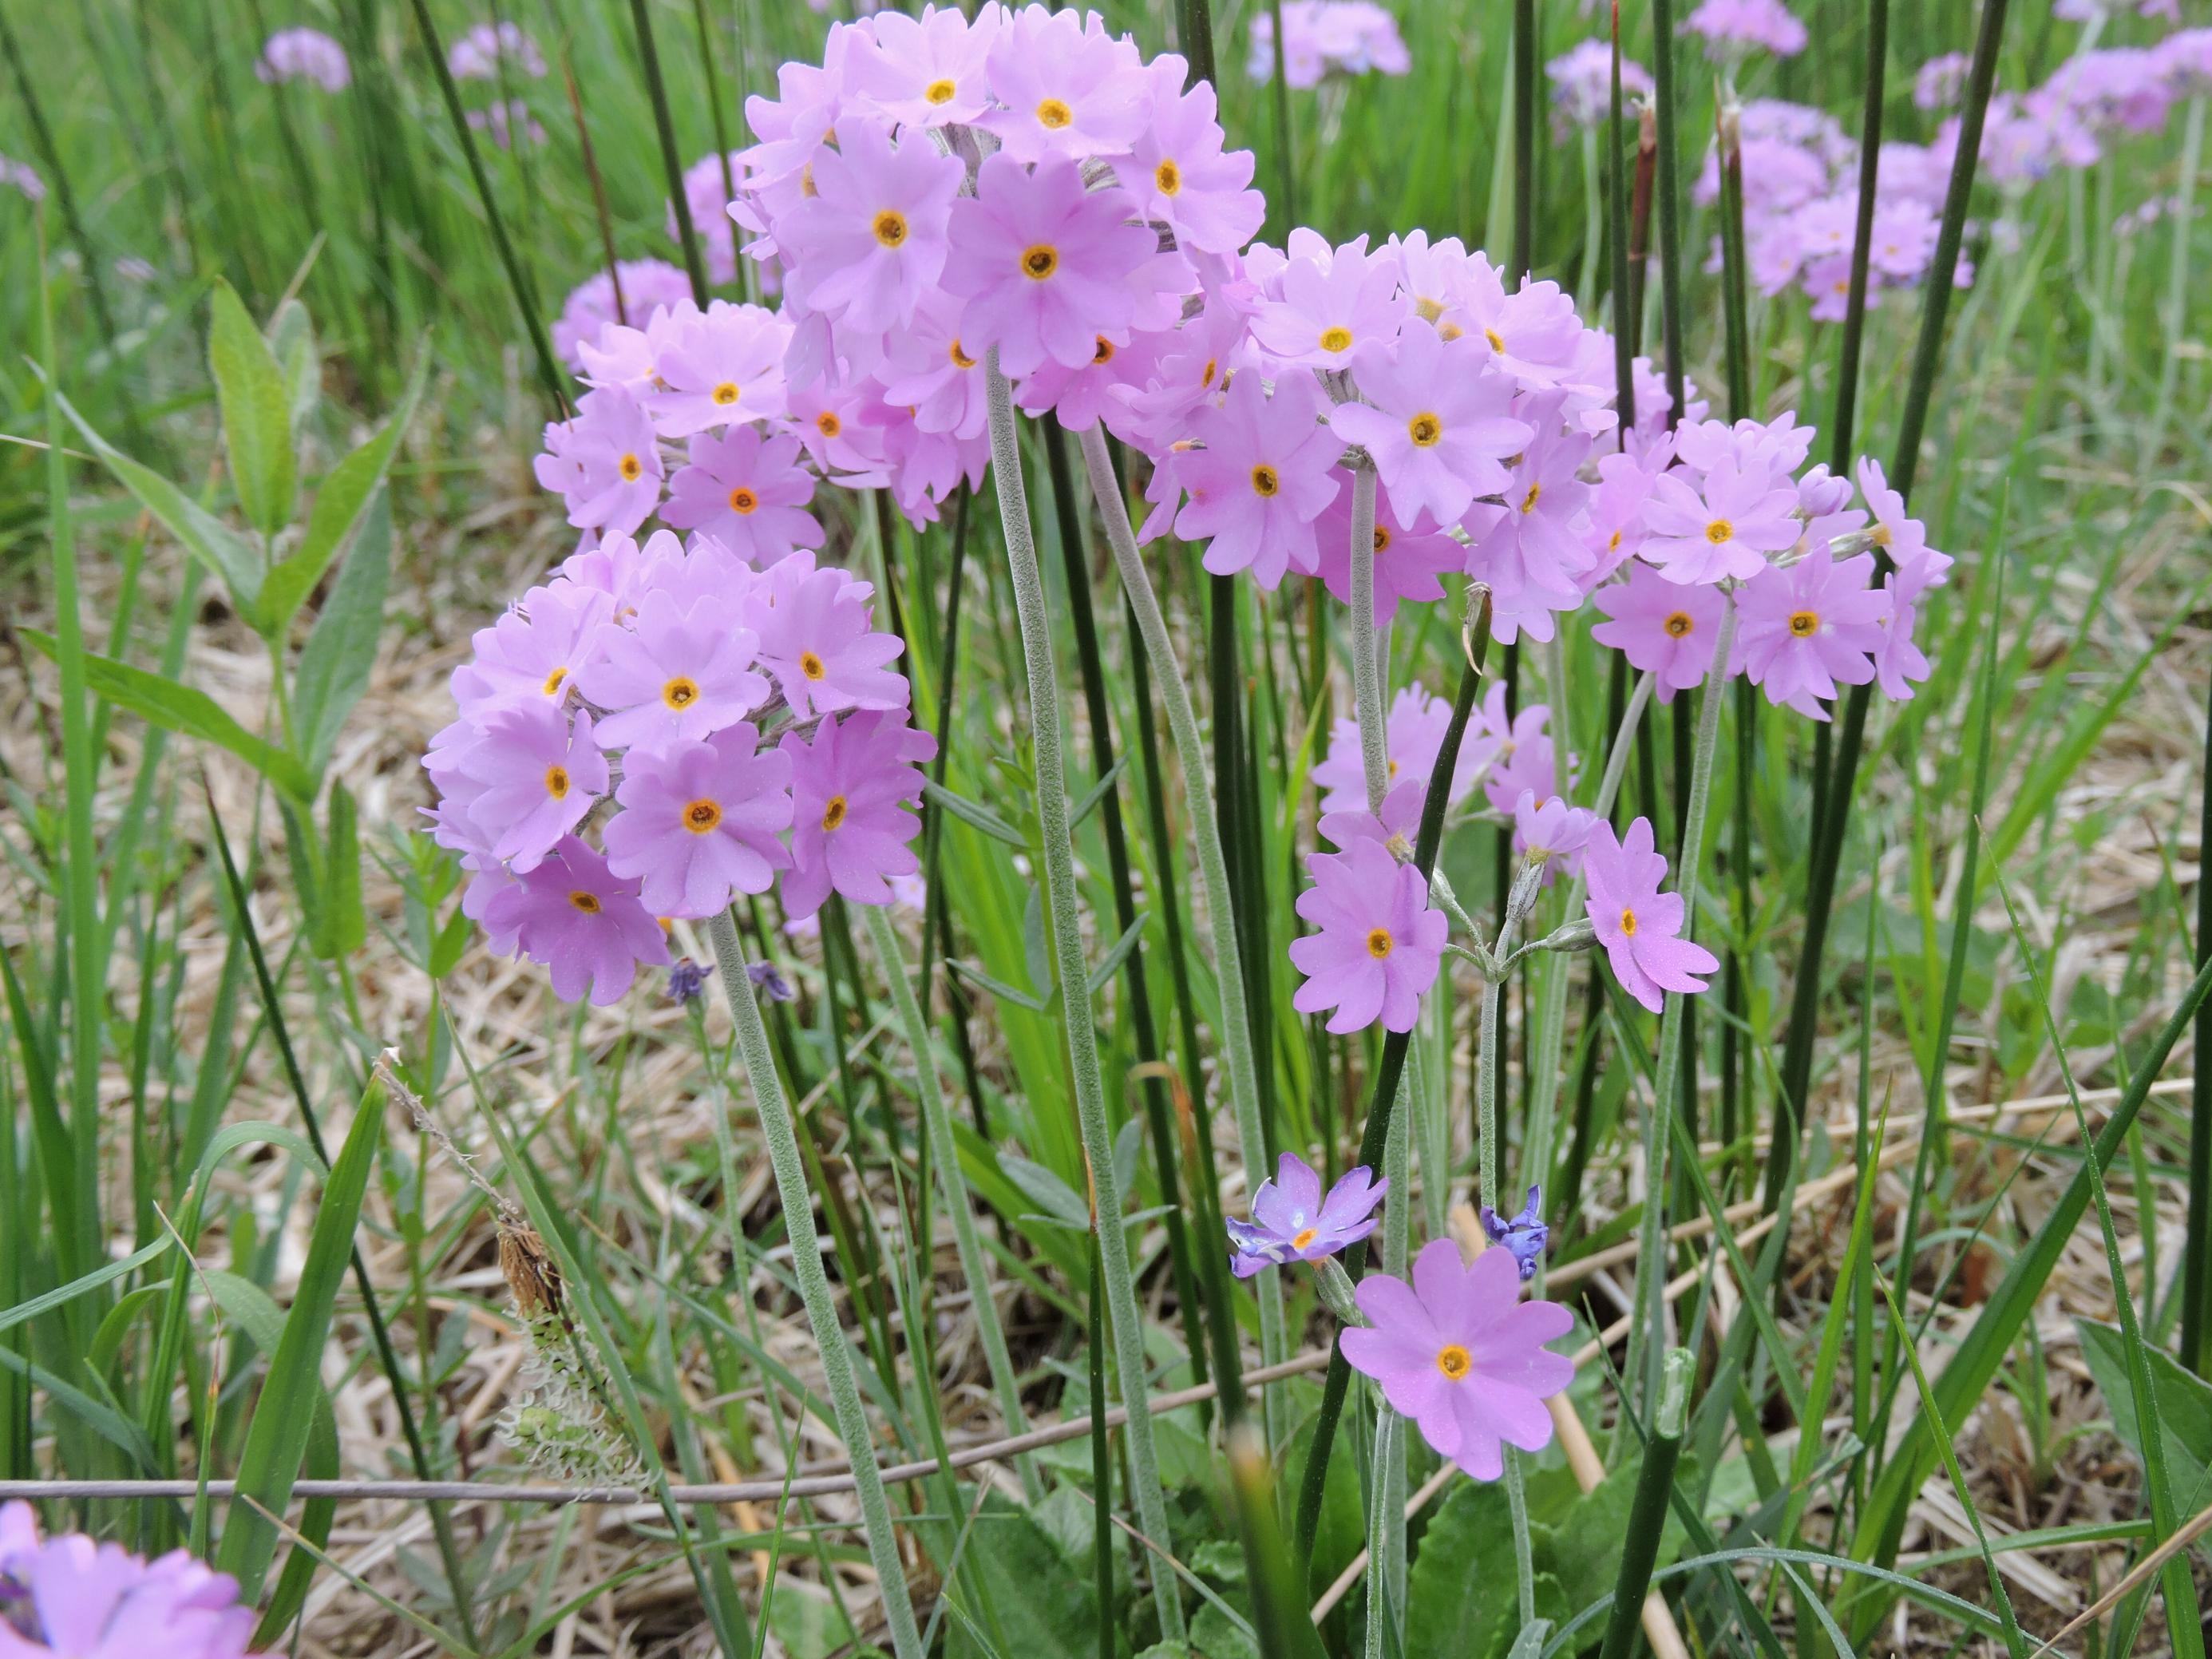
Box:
[1349,465,1389,813]
[1078,422,1288,1432]
[861,903,1038,1499]
[991,368,1184,1640]
[1622,607,1737,1422]
[706,911,922,1659]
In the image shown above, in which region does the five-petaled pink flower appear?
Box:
[484,836,671,1005]
[1330,334,1532,526]
[601,724,793,918]
[661,426,825,564]
[1591,561,1729,701]
[780,709,937,921]
[1341,1238,1577,1481]
[1582,817,1719,1013]
[784,118,963,332]
[1173,370,1341,587]
[752,555,910,719]
[1734,547,1889,719]
[533,388,664,538]
[576,588,768,750]
[1289,838,1446,1034]
[1639,458,1801,585]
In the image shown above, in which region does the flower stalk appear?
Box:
[706,910,922,1659]
[991,362,1184,1639]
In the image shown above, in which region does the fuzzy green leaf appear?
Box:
[294,487,392,774]
[209,279,299,537]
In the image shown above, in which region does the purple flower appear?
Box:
[1582,818,1719,1013]
[467,100,544,152]
[1125,57,1265,256]
[748,958,797,1002]
[1638,457,1800,586]
[449,21,545,81]
[552,261,694,374]
[1470,687,1560,816]
[1591,560,1727,702]
[1248,1,1411,88]
[484,837,671,1004]
[1226,1152,1387,1278]
[783,117,963,334]
[453,581,614,719]
[256,27,350,91]
[1289,838,1446,1035]
[1311,469,1466,624]
[1545,40,1653,134]
[667,959,709,1003]
[1512,791,1597,881]
[1331,335,1531,526]
[1171,369,1341,588]
[661,426,823,563]
[978,6,1150,164]
[1479,1186,1551,1281]
[1684,0,1808,60]
[669,151,750,287]
[453,702,608,874]
[1254,233,1410,371]
[1465,402,1594,616]
[647,300,791,437]
[752,554,909,720]
[1340,1239,1576,1481]
[602,724,793,918]
[1734,548,1889,719]
[576,588,768,751]
[779,709,936,921]
[0,1502,260,1657]
[532,387,665,539]
[1313,684,1470,818]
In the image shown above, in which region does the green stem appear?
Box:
[628,0,710,306]
[990,365,1183,1640]
[1622,604,1736,1419]
[1349,465,1388,813]
[1648,0,1688,422]
[1078,423,1286,1432]
[1595,1350,1692,1659]
[706,911,922,1659]
[860,903,1038,1499]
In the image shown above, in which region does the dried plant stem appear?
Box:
[1078,422,1287,1429]
[991,366,1183,1640]
[860,903,1038,1499]
[1622,606,1736,1419]
[706,911,922,1659]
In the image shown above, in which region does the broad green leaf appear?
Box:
[52,386,265,616]
[216,1083,382,1600]
[945,1495,1099,1659]
[999,1153,1090,1231]
[2078,1320,2212,1530]
[294,487,392,774]
[17,630,316,803]
[209,279,298,537]
[261,358,424,633]
[322,782,367,958]
[1407,1479,1570,1659]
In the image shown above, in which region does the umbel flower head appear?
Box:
[1225,1152,1388,1277]
[0,1503,261,1657]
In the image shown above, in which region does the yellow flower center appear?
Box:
[1436,1344,1472,1380]
[1373,525,1391,552]
[1035,97,1073,129]
[924,77,956,105]
[569,890,603,914]
[544,764,570,799]
[683,798,722,834]
[949,337,976,369]
[540,666,568,697]
[1201,356,1219,388]
[1292,1227,1319,1250]
[1021,244,1059,280]
[1408,412,1442,448]
[618,452,643,482]
[1092,335,1116,365]
[1521,482,1542,514]
[1155,157,1182,195]
[1439,322,1465,342]
[1871,522,1893,547]
[873,208,908,248]
[1483,327,1506,354]
[1620,908,1639,936]
[1664,611,1694,639]
[1415,295,1445,323]
[1704,519,1734,544]
[821,795,849,832]
[1788,610,1819,638]
[816,411,843,438]
[711,381,740,406]
[1365,927,1394,960]
[799,650,826,681]
[1250,465,1280,498]
[1319,325,1353,354]
[662,675,700,710]
[728,486,759,515]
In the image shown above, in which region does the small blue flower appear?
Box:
[1225,1152,1388,1279]
[666,960,709,1004]
[1479,1184,1549,1281]
[747,959,796,1003]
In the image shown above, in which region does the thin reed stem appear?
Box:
[1595,1351,1692,1659]
[1648,0,1688,422]
[1350,465,1388,812]
[706,911,922,1659]
[990,364,1183,1641]
[1826,0,1890,472]
[628,0,710,306]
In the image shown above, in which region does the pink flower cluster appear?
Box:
[550,260,695,374]
[1545,39,1654,136]
[0,1503,260,1657]
[1684,0,1809,61]
[0,152,42,203]
[255,27,350,93]
[1245,1,1413,89]
[448,20,545,81]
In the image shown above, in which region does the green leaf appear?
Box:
[261,358,423,633]
[946,1495,1099,1659]
[925,779,1028,848]
[266,297,320,436]
[1407,1480,1570,1659]
[209,278,299,538]
[216,1082,382,1600]
[52,386,265,617]
[1069,754,1128,829]
[999,1154,1090,1232]
[294,487,393,774]
[0,1237,172,1338]
[320,783,367,959]
[2079,1320,2212,1526]
[16,630,316,802]
[1085,910,1150,1000]
[946,958,1049,1014]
